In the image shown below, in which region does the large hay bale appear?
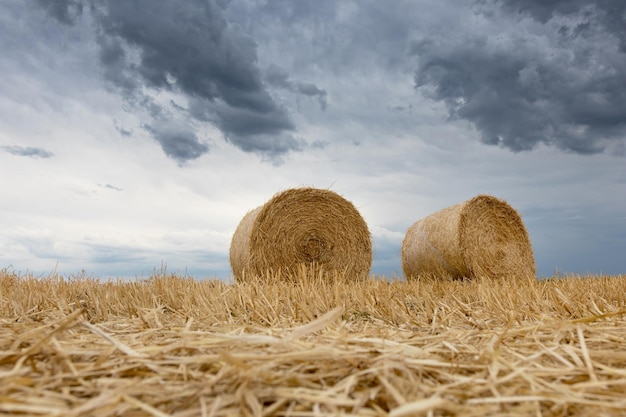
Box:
[402,195,535,280]
[230,187,372,281]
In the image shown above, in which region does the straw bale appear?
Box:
[230,187,372,281]
[402,194,535,280]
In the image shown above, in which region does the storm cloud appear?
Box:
[34,0,83,25]
[499,0,626,51]
[265,65,328,110]
[143,121,209,165]
[35,0,298,163]
[2,0,625,279]
[413,0,626,154]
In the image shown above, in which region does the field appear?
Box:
[1,269,625,416]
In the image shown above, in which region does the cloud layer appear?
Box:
[35,0,303,163]
[1,0,624,279]
[413,0,626,154]
[29,0,626,161]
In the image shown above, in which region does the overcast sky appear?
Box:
[1,0,624,280]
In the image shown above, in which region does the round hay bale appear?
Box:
[230,187,372,282]
[401,195,535,280]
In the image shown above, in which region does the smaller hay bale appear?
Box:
[230,187,372,281]
[402,195,535,280]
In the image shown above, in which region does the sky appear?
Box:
[1,0,625,280]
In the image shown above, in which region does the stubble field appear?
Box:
[1,269,625,416]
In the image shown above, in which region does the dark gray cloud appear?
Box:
[35,0,298,163]
[187,96,303,161]
[34,0,83,25]
[2,145,54,158]
[413,0,626,154]
[265,65,328,110]
[143,122,209,165]
[498,0,626,51]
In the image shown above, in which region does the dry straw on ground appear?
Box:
[230,187,372,282]
[402,195,535,280]
[1,268,625,416]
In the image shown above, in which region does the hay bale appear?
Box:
[230,187,372,281]
[402,195,535,280]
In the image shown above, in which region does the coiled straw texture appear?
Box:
[402,195,535,280]
[230,187,372,281]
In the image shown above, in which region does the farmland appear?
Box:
[1,269,625,416]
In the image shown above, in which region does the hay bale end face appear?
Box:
[402,195,535,280]
[230,188,372,281]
